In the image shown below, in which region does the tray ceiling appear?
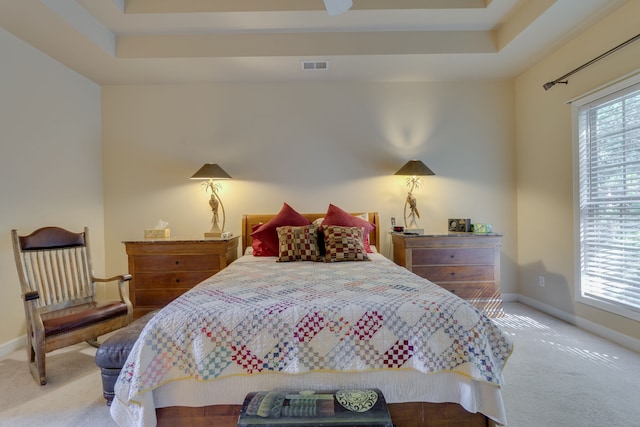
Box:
[0,0,628,84]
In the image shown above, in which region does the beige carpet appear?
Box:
[495,303,640,426]
[0,343,115,427]
[1,302,639,426]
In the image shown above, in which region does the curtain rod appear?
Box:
[543,33,640,91]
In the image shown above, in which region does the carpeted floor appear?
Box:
[495,303,640,426]
[0,302,638,426]
[0,343,115,427]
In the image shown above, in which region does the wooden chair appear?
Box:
[11,226,133,385]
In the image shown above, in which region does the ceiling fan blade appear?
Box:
[323,0,353,16]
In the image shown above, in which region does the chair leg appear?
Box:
[29,344,47,385]
[86,338,100,348]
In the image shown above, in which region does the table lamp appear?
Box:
[394,160,435,231]
[191,163,231,238]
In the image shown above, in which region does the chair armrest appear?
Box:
[94,274,132,283]
[94,274,133,316]
[22,291,44,334]
[23,290,40,301]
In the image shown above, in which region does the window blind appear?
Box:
[577,83,640,314]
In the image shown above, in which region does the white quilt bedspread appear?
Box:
[111,253,513,426]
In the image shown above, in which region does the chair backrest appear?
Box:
[12,227,96,314]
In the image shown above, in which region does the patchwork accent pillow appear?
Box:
[251,203,311,256]
[277,224,321,262]
[320,204,376,253]
[323,225,369,262]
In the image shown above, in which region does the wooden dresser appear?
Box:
[392,233,504,317]
[124,237,239,318]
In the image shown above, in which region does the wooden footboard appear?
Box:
[156,402,496,427]
[388,403,496,427]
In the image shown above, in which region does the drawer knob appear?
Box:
[450,254,455,259]
[176,279,180,283]
[450,272,456,276]
[175,261,180,265]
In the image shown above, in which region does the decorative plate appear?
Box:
[335,389,378,412]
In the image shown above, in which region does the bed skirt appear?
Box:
[156,401,497,427]
[112,370,506,426]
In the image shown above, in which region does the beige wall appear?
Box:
[0,28,104,353]
[101,81,517,296]
[515,0,640,341]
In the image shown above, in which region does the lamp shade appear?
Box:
[190,163,231,180]
[394,160,435,176]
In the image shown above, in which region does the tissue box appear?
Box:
[471,224,492,233]
[144,229,170,239]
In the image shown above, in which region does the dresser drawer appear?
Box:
[413,265,494,283]
[134,290,188,307]
[132,254,221,272]
[412,247,494,265]
[133,271,215,289]
[438,282,497,299]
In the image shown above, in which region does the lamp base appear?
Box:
[204,231,222,238]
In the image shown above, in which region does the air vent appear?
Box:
[301,60,329,70]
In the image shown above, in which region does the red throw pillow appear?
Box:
[250,203,311,255]
[251,223,276,256]
[320,204,376,253]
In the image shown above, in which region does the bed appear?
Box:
[111,209,513,427]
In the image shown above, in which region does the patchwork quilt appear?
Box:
[115,255,512,412]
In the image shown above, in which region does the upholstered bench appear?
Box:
[95,310,158,405]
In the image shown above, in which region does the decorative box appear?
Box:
[143,229,170,239]
[238,388,392,427]
[471,223,493,233]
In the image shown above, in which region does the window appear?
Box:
[573,77,640,321]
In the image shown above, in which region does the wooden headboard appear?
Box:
[241,212,380,254]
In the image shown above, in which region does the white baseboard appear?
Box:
[516,294,640,353]
[0,335,25,359]
[502,292,519,303]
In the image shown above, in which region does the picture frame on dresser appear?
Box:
[448,218,471,232]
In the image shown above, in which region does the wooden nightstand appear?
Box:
[123,236,239,318]
[392,233,504,317]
